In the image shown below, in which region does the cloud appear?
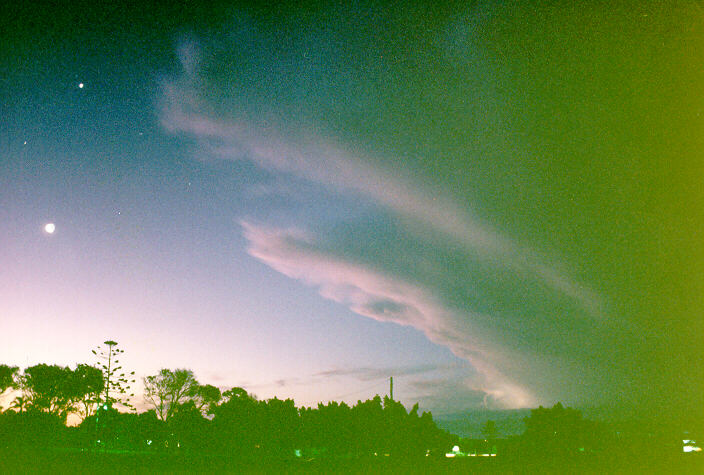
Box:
[158,37,603,322]
[408,377,499,412]
[315,363,459,382]
[242,221,535,408]
[155,12,631,411]
[313,364,530,411]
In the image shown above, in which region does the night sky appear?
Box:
[2,1,702,428]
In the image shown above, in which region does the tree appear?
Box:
[14,364,105,421]
[192,384,221,416]
[168,400,210,451]
[222,386,252,401]
[92,340,136,411]
[18,364,75,420]
[260,397,299,453]
[70,364,104,419]
[0,365,18,412]
[9,396,28,413]
[211,387,260,454]
[482,419,498,440]
[143,369,199,421]
[0,365,18,393]
[351,395,385,453]
[482,419,498,455]
[522,402,584,454]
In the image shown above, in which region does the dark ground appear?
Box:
[1,449,702,474]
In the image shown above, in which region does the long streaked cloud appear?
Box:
[315,363,458,382]
[156,15,612,410]
[159,40,603,321]
[241,221,534,408]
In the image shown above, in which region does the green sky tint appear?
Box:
[1,1,702,427]
[165,1,703,423]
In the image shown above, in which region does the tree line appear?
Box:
[0,342,454,457]
[1,342,687,461]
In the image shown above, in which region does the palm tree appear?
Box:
[10,395,28,413]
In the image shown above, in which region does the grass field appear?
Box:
[1,448,702,474]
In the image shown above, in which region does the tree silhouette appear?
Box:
[0,364,18,392]
[222,386,253,401]
[482,419,498,440]
[136,409,168,449]
[92,340,136,411]
[301,400,353,456]
[0,364,18,411]
[13,364,108,421]
[70,364,104,419]
[2,355,460,461]
[479,419,499,455]
[192,383,221,416]
[522,402,585,455]
[168,400,210,451]
[9,395,28,413]
[260,397,299,454]
[18,364,76,420]
[351,395,385,454]
[143,368,199,421]
[211,387,260,454]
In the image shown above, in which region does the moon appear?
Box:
[44,223,56,234]
[78,83,84,89]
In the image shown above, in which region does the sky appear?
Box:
[1,1,702,428]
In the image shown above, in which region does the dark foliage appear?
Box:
[0,365,18,394]
[0,410,69,448]
[2,356,699,473]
